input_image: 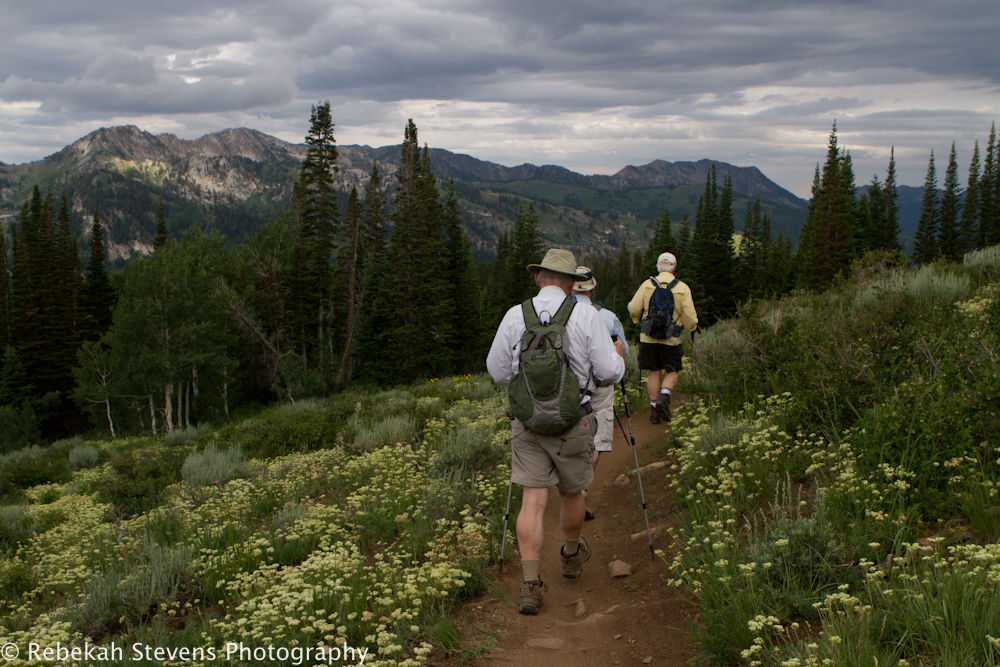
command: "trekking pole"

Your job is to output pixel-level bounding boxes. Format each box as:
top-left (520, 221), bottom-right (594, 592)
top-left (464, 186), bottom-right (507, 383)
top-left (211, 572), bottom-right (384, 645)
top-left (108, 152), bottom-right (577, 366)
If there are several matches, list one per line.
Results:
top-left (619, 380), bottom-right (655, 559)
top-left (499, 439), bottom-right (514, 574)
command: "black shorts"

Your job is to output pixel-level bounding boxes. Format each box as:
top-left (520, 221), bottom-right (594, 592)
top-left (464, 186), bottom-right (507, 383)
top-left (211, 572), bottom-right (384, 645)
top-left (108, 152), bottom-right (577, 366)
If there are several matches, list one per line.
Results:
top-left (638, 342), bottom-right (683, 373)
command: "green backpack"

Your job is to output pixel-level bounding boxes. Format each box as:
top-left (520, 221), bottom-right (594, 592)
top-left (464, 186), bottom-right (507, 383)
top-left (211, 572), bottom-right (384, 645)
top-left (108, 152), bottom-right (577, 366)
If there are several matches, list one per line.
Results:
top-left (508, 297), bottom-right (582, 434)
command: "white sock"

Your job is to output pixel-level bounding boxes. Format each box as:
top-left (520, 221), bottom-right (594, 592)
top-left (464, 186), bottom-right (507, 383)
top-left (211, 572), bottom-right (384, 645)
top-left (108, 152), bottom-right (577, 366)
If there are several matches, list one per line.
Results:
top-left (660, 388), bottom-right (671, 396)
top-left (650, 401), bottom-right (657, 409)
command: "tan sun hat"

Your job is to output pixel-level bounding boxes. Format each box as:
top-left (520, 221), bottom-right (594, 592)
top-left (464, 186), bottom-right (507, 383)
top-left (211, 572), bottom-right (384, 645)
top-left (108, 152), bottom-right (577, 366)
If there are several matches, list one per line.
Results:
top-left (573, 265), bottom-right (596, 292)
top-left (527, 248), bottom-right (587, 278)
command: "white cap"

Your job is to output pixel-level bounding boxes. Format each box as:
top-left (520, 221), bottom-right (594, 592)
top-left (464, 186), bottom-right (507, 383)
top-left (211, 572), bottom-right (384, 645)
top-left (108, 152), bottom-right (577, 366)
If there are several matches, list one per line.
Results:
top-left (656, 252), bottom-right (677, 271)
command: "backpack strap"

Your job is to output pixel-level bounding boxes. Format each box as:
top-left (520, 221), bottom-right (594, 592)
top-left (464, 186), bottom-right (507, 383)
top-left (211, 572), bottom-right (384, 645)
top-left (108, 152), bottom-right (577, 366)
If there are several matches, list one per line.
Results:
top-left (551, 296), bottom-right (577, 327)
top-left (522, 296), bottom-right (576, 328)
top-left (521, 299), bottom-right (539, 328)
top-left (667, 279), bottom-right (679, 289)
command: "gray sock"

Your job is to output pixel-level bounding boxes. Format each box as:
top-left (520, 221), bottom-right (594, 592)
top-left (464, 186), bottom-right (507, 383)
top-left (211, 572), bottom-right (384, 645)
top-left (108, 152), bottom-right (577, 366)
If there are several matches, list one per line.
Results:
top-left (522, 559), bottom-right (540, 582)
top-left (564, 537), bottom-right (579, 556)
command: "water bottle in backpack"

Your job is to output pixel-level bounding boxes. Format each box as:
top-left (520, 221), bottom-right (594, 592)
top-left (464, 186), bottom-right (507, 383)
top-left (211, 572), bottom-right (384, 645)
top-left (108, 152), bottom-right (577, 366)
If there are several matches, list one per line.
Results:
top-left (640, 277), bottom-right (682, 339)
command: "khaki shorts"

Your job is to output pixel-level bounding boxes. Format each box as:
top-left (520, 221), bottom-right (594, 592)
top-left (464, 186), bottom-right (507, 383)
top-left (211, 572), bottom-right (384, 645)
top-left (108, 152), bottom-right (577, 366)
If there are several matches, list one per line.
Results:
top-left (510, 415), bottom-right (597, 494)
top-left (591, 385), bottom-right (615, 452)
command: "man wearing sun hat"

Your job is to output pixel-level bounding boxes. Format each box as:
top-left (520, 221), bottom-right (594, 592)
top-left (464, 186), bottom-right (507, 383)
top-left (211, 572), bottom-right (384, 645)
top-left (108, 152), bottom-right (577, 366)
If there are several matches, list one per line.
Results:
top-left (487, 248), bottom-right (625, 615)
top-left (572, 266), bottom-right (628, 520)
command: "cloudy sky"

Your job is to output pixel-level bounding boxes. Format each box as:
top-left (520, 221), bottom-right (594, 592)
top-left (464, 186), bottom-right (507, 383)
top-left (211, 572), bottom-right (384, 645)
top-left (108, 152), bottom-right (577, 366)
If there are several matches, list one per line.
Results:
top-left (1, 0), bottom-right (998, 197)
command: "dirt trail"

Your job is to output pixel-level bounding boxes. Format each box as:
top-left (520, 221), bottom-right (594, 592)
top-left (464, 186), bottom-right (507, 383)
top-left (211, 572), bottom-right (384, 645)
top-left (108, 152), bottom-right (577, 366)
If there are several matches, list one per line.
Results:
top-left (456, 405), bottom-right (700, 667)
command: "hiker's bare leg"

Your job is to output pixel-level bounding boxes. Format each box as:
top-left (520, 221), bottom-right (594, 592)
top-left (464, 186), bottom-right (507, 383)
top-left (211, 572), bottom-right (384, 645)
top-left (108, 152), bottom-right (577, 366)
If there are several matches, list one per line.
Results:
top-left (662, 371), bottom-right (679, 391)
top-left (559, 489), bottom-right (586, 541)
top-left (592, 450), bottom-right (600, 474)
top-left (517, 486), bottom-right (549, 561)
top-left (646, 370), bottom-right (662, 403)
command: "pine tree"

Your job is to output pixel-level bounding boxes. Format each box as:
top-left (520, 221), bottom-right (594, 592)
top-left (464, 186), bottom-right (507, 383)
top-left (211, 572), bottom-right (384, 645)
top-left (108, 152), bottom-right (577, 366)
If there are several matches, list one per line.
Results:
top-left (294, 101), bottom-right (339, 370)
top-left (691, 167), bottom-right (738, 322)
top-left (799, 124), bottom-right (856, 288)
top-left (51, 194), bottom-right (84, 403)
top-left (711, 172), bottom-right (737, 315)
top-left (879, 148), bottom-right (902, 253)
top-left (676, 213), bottom-right (692, 274)
top-left (83, 207), bottom-right (115, 339)
top-left (0, 227), bottom-right (9, 353)
top-left (443, 177), bottom-right (482, 373)
top-left (335, 187), bottom-right (363, 386)
top-left (361, 162), bottom-right (386, 262)
top-left (154, 197), bottom-right (170, 249)
top-left (740, 197), bottom-right (766, 297)
top-left (644, 205), bottom-right (677, 274)
top-left (865, 177), bottom-right (885, 255)
top-left (509, 203), bottom-right (544, 304)
top-left (839, 151), bottom-right (867, 258)
top-left (913, 151), bottom-right (939, 264)
top-left (960, 141), bottom-right (981, 253)
top-left (938, 142), bottom-right (963, 261)
top-left (484, 230), bottom-right (512, 327)
top-left (361, 122), bottom-right (453, 383)
top-left (980, 124), bottom-right (997, 249)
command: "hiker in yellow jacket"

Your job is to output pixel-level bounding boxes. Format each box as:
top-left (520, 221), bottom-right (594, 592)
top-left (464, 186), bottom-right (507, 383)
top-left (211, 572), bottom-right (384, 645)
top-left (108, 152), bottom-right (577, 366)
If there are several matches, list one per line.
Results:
top-left (627, 252), bottom-right (698, 423)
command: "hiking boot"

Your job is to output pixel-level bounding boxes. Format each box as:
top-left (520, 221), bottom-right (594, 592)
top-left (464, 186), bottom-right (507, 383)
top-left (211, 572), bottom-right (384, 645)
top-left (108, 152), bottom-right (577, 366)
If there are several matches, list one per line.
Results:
top-left (584, 508), bottom-right (595, 521)
top-left (655, 394), bottom-right (672, 422)
top-left (649, 407), bottom-right (662, 424)
top-left (561, 536), bottom-right (592, 579)
top-left (519, 579), bottom-right (547, 615)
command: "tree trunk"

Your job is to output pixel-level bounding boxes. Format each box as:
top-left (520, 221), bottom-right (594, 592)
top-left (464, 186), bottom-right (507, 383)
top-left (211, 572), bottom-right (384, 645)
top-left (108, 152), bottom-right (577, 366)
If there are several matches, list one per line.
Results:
top-left (317, 299), bottom-right (324, 368)
top-left (222, 381), bottom-right (230, 420)
top-left (175, 382), bottom-right (183, 431)
top-left (149, 395), bottom-right (157, 436)
top-left (164, 384), bottom-right (174, 433)
top-left (185, 381), bottom-right (191, 429)
top-left (106, 398), bottom-right (116, 439)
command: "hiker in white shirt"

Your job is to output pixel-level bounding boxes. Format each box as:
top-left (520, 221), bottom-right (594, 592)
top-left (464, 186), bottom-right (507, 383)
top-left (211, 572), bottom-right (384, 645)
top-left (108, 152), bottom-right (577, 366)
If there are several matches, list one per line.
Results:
top-left (572, 266), bottom-right (629, 520)
top-left (487, 248), bottom-right (625, 615)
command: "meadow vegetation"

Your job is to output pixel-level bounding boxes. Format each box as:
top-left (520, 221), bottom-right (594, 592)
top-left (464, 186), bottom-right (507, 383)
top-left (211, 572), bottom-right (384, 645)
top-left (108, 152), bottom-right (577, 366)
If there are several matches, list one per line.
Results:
top-left (664, 246), bottom-right (1000, 665)
top-left (0, 374), bottom-right (516, 666)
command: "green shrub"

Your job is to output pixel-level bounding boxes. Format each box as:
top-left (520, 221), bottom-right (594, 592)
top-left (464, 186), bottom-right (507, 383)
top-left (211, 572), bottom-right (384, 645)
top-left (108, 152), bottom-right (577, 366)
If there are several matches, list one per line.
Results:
top-left (216, 397), bottom-right (355, 459)
top-left (854, 376), bottom-right (976, 511)
top-left (350, 413), bottom-right (419, 452)
top-left (963, 243), bottom-right (1000, 274)
top-left (75, 537), bottom-right (193, 635)
top-left (164, 422), bottom-right (210, 447)
top-left (451, 375), bottom-right (501, 402)
top-left (92, 447), bottom-right (187, 516)
top-left (0, 445), bottom-right (71, 498)
top-left (0, 403), bottom-right (41, 455)
top-left (69, 444), bottom-right (100, 470)
top-left (181, 443), bottom-right (249, 488)
top-left (430, 421), bottom-right (507, 481)
top-left (0, 504), bottom-right (32, 553)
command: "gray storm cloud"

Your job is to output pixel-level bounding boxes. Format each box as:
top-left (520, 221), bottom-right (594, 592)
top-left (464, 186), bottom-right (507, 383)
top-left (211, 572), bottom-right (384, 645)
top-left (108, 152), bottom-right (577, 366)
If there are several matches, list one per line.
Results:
top-left (0, 0), bottom-right (997, 194)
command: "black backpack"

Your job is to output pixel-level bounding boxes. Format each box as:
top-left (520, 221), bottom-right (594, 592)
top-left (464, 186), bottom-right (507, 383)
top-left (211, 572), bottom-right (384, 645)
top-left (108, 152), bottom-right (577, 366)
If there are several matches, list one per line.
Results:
top-left (640, 277), bottom-right (682, 339)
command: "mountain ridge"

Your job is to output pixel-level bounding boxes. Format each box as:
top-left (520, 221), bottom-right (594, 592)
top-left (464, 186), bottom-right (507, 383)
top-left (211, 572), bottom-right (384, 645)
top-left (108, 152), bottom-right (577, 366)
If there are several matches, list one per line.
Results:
top-left (0, 125), bottom-right (809, 264)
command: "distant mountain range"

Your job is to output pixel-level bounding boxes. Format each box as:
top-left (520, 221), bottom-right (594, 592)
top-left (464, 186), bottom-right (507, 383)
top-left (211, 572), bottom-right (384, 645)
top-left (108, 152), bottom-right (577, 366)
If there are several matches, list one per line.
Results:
top-left (0, 125), bottom-right (814, 265)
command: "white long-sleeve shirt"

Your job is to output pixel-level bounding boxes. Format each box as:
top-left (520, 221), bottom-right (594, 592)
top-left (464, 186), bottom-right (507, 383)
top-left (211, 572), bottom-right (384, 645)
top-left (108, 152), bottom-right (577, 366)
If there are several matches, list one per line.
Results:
top-left (573, 293), bottom-right (630, 356)
top-left (486, 285), bottom-right (625, 402)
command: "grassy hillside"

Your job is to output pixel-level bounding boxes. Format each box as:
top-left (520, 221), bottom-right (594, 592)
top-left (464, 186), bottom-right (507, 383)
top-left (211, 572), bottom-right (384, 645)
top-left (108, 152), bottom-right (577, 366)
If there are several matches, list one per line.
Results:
top-left (661, 245), bottom-right (1000, 665)
top-left (0, 376), bottom-right (523, 666)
